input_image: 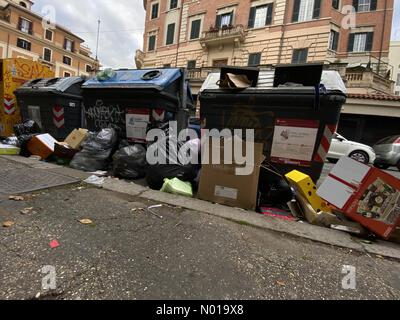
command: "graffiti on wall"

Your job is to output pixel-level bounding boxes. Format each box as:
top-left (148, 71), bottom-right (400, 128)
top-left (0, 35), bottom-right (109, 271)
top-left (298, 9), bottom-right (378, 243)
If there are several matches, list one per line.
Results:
top-left (86, 99), bottom-right (126, 131)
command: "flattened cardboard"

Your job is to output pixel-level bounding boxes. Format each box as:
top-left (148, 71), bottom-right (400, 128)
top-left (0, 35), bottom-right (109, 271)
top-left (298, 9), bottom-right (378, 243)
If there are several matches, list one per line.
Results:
top-left (198, 137), bottom-right (265, 211)
top-left (317, 157), bottom-right (400, 240)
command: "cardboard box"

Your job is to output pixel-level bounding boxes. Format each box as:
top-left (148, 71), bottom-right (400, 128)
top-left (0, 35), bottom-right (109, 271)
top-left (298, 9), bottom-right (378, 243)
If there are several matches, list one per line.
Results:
top-left (198, 137), bottom-right (265, 211)
top-left (27, 134), bottom-right (58, 159)
top-left (317, 157), bottom-right (400, 240)
top-left (54, 142), bottom-right (79, 160)
top-left (286, 170), bottom-right (331, 213)
top-left (64, 129), bottom-right (88, 150)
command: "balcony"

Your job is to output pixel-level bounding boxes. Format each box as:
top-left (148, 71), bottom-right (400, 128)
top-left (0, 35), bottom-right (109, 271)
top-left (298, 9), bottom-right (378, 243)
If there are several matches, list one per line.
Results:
top-left (135, 49), bottom-right (145, 69)
top-left (200, 25), bottom-right (245, 48)
top-left (345, 70), bottom-right (394, 95)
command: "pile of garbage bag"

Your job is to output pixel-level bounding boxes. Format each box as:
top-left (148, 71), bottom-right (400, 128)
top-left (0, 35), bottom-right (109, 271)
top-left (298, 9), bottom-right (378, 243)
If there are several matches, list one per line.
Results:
top-left (112, 143), bottom-right (148, 180)
top-left (70, 128), bottom-right (118, 172)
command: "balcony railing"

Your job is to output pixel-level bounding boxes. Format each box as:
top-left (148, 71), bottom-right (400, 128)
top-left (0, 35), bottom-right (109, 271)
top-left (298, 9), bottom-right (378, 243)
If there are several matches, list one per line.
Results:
top-left (200, 25), bottom-right (245, 47)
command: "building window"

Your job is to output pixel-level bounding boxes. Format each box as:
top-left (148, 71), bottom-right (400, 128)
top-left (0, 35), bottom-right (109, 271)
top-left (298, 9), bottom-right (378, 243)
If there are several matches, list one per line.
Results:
top-left (86, 65), bottom-right (92, 73)
top-left (187, 60), bottom-right (196, 69)
top-left (170, 0), bottom-right (178, 10)
top-left (354, 0), bottom-right (377, 12)
top-left (151, 3), bottom-right (159, 19)
top-left (292, 48), bottom-right (308, 64)
top-left (397, 74), bottom-right (400, 86)
top-left (395, 91), bottom-right (400, 96)
top-left (292, 0), bottom-right (321, 22)
top-left (45, 29), bottom-right (53, 41)
top-left (332, 0), bottom-right (340, 10)
top-left (248, 53), bottom-right (261, 66)
top-left (329, 30), bottom-right (339, 51)
top-left (148, 35), bottom-right (156, 51)
top-left (63, 56), bottom-right (72, 65)
top-left (166, 23), bottom-right (175, 45)
top-left (18, 17), bottom-right (32, 34)
top-left (43, 48), bottom-right (52, 62)
top-left (190, 19), bottom-right (201, 40)
top-left (19, 2), bottom-right (27, 8)
top-left (16, 38), bottom-right (31, 51)
top-left (248, 4), bottom-right (273, 28)
top-left (216, 12), bottom-right (233, 28)
top-left (348, 32), bottom-right (374, 52)
top-left (64, 38), bottom-right (74, 52)
top-left (64, 72), bottom-right (71, 77)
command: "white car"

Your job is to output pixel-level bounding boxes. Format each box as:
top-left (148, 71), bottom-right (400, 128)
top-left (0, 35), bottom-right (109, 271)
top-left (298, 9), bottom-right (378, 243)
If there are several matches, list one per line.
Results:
top-left (327, 133), bottom-right (376, 164)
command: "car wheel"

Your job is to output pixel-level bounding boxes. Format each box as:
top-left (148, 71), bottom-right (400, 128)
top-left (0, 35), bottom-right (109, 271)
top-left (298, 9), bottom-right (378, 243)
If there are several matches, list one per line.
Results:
top-left (349, 151), bottom-right (369, 164)
top-left (374, 163), bottom-right (390, 170)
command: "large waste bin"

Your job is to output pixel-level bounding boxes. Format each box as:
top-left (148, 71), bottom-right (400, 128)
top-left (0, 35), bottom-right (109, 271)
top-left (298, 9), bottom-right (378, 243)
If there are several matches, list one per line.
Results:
top-left (81, 68), bottom-right (194, 141)
top-left (0, 58), bottom-right (54, 137)
top-left (199, 67), bottom-right (347, 182)
top-left (15, 76), bottom-right (86, 140)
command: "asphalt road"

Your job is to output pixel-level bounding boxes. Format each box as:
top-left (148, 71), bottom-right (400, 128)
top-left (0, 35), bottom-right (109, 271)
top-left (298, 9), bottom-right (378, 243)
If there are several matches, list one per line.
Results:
top-left (1, 184), bottom-right (400, 300)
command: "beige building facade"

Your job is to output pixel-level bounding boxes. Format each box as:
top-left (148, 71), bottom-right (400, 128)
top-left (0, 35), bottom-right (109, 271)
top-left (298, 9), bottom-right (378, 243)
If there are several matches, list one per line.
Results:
top-left (389, 41), bottom-right (400, 95)
top-left (136, 0), bottom-right (395, 95)
top-left (0, 0), bottom-right (98, 77)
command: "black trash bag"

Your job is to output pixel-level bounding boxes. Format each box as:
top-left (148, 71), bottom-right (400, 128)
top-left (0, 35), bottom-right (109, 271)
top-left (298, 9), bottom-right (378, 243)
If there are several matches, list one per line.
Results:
top-left (257, 163), bottom-right (294, 209)
top-left (112, 144), bottom-right (148, 180)
top-left (70, 128), bottom-right (118, 172)
top-left (17, 134), bottom-right (38, 157)
top-left (146, 136), bottom-right (200, 190)
top-left (13, 120), bottom-right (41, 137)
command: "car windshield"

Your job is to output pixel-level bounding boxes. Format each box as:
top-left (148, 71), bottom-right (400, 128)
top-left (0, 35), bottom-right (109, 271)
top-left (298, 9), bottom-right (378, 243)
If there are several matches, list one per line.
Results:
top-left (376, 135), bottom-right (400, 145)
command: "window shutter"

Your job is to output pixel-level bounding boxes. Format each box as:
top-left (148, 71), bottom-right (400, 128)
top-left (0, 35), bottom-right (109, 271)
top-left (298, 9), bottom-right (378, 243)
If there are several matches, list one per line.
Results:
top-left (348, 33), bottom-right (355, 52)
top-left (64, 38), bottom-right (67, 50)
top-left (28, 21), bottom-right (33, 35)
top-left (229, 11), bottom-right (234, 25)
top-left (248, 7), bottom-right (256, 28)
top-left (71, 41), bottom-right (75, 53)
top-left (18, 17), bottom-right (22, 30)
top-left (370, 0), bottom-right (377, 11)
top-left (265, 3), bottom-right (273, 25)
top-left (215, 14), bottom-right (222, 28)
top-left (353, 0), bottom-right (359, 12)
top-left (365, 32), bottom-right (374, 51)
top-left (292, 0), bottom-right (301, 22)
top-left (27, 42), bottom-right (31, 51)
top-left (313, 0), bottom-right (321, 19)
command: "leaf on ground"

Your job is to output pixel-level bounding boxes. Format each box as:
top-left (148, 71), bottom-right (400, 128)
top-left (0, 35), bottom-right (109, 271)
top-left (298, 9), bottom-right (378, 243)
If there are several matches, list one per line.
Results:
top-left (3, 221), bottom-right (15, 228)
top-left (9, 195), bottom-right (24, 201)
top-left (276, 281), bottom-right (286, 287)
top-left (78, 219), bottom-right (93, 225)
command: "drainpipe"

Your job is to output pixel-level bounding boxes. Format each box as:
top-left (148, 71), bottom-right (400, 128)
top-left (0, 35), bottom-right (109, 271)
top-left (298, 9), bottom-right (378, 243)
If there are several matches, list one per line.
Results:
top-left (175, 1), bottom-right (184, 67)
top-left (6, 33), bottom-right (10, 58)
top-left (377, 0), bottom-right (388, 75)
top-left (277, 1), bottom-right (289, 64)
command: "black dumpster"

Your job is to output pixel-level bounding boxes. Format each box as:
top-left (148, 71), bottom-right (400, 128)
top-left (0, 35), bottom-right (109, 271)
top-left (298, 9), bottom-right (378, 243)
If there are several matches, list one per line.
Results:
top-left (199, 67), bottom-right (347, 182)
top-left (81, 68), bottom-right (194, 141)
top-left (15, 77), bottom-right (86, 140)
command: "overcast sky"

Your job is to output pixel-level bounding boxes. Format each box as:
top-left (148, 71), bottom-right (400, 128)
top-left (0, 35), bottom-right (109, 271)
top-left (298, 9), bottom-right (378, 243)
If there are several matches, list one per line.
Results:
top-left (32, 0), bottom-right (399, 69)
top-left (32, 0), bottom-right (146, 69)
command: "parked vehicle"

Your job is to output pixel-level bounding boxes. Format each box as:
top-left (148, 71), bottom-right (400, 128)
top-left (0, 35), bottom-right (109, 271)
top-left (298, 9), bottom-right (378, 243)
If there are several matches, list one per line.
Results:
top-left (373, 135), bottom-right (400, 171)
top-left (327, 133), bottom-right (376, 164)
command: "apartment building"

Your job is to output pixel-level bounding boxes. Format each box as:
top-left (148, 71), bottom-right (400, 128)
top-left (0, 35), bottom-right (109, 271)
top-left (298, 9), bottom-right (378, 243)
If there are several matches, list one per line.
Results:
top-left (389, 41), bottom-right (400, 95)
top-left (136, 0), bottom-right (394, 95)
top-left (0, 0), bottom-right (98, 77)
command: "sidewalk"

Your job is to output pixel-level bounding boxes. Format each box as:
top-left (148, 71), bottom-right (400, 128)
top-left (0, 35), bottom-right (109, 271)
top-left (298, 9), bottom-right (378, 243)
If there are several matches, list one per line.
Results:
top-left (1, 154), bottom-right (400, 261)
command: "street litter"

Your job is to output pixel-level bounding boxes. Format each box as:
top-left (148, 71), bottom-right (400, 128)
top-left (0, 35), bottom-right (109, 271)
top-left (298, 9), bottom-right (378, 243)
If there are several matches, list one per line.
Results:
top-left (147, 204), bottom-right (164, 219)
top-left (27, 133), bottom-right (58, 160)
top-left (0, 143), bottom-right (20, 155)
top-left (20, 207), bottom-right (35, 215)
top-left (84, 175), bottom-right (106, 186)
top-left (259, 207), bottom-right (296, 221)
top-left (3, 221), bottom-right (15, 228)
top-left (161, 178), bottom-right (193, 198)
top-left (317, 157), bottom-right (400, 240)
top-left (9, 195), bottom-right (24, 201)
top-left (49, 240), bottom-right (60, 249)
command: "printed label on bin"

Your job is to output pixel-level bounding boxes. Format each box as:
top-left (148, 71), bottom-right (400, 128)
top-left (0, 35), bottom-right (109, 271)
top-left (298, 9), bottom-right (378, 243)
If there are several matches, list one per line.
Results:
top-left (126, 109), bottom-right (150, 142)
top-left (215, 186), bottom-right (238, 200)
top-left (270, 119), bottom-right (319, 167)
top-left (27, 106), bottom-right (42, 128)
